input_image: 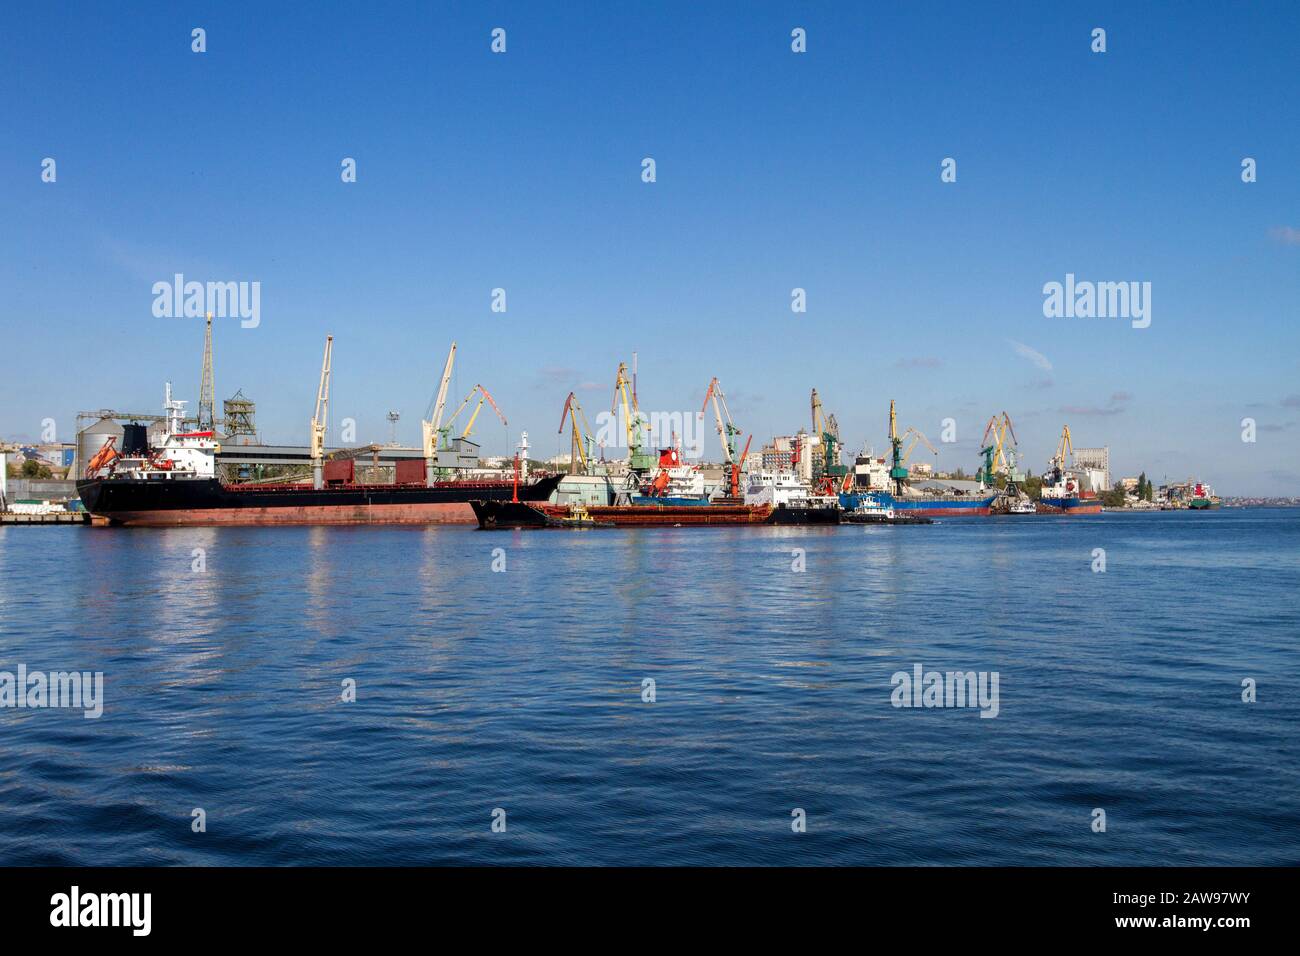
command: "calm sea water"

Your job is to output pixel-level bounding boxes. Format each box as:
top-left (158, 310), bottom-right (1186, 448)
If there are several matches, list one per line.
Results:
top-left (1, 509), bottom-right (1297, 866)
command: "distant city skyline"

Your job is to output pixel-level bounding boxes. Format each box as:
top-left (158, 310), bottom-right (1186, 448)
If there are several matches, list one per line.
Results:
top-left (1, 2), bottom-right (1297, 494)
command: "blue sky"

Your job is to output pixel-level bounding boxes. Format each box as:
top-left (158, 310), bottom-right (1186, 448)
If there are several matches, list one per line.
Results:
top-left (2, 1), bottom-right (1297, 493)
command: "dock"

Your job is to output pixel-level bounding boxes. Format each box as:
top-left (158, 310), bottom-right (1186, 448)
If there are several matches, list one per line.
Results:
top-left (0, 511), bottom-right (91, 525)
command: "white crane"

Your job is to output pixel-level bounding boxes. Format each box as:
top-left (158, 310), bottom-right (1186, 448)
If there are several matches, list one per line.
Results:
top-left (310, 334), bottom-right (334, 489)
top-left (422, 342), bottom-right (457, 486)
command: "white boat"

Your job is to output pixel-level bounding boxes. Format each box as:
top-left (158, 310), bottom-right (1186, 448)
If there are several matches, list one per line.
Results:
top-left (850, 495), bottom-right (895, 519)
top-left (744, 471), bottom-right (838, 510)
top-left (1008, 497), bottom-right (1036, 514)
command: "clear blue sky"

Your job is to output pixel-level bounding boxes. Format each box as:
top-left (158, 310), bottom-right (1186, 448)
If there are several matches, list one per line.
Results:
top-left (2, 2), bottom-right (1297, 493)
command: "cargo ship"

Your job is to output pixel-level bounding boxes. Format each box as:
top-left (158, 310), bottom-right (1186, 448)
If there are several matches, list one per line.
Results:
top-left (1037, 425), bottom-right (1101, 514)
top-left (628, 447), bottom-right (711, 506)
top-left (838, 488), bottom-right (996, 517)
top-left (1039, 467), bottom-right (1102, 514)
top-left (76, 403), bottom-right (561, 526)
top-left (1187, 482), bottom-right (1220, 510)
top-left (474, 470), bottom-right (841, 528)
top-left (840, 400), bottom-right (996, 516)
top-left (472, 499), bottom-right (836, 527)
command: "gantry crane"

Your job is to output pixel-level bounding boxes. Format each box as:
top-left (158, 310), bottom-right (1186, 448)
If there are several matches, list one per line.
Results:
top-left (559, 391), bottom-right (596, 474)
top-left (422, 342), bottom-right (457, 486)
top-left (977, 412), bottom-right (1023, 490)
top-left (310, 334), bottom-right (334, 489)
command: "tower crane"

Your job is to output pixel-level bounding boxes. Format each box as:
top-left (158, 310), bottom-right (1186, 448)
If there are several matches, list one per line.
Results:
top-left (422, 342), bottom-right (456, 486)
top-left (310, 334), bottom-right (334, 489)
top-left (559, 392), bottom-right (596, 475)
top-left (198, 312), bottom-right (215, 432)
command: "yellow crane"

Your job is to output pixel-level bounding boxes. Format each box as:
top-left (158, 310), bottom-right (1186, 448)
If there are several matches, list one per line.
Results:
top-left (1051, 424), bottom-right (1075, 473)
top-left (422, 342), bottom-right (457, 485)
top-left (979, 411), bottom-right (1022, 486)
top-left (901, 426), bottom-right (938, 467)
top-left (612, 361), bottom-right (652, 472)
top-left (559, 391), bottom-right (596, 474)
top-left (444, 384), bottom-right (507, 441)
top-left (310, 334), bottom-right (334, 489)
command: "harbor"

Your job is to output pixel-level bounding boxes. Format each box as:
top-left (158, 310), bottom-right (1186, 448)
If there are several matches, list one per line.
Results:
top-left (1, 325), bottom-right (1232, 528)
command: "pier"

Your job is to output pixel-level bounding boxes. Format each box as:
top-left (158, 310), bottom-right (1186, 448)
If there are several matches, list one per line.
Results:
top-left (0, 511), bottom-right (90, 525)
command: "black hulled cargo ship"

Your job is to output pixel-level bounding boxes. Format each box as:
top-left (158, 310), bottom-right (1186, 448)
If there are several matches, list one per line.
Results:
top-left (77, 398), bottom-right (562, 527)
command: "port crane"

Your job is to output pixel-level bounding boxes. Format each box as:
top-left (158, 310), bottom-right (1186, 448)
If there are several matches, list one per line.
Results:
top-left (443, 384), bottom-right (507, 443)
top-left (1047, 424), bottom-right (1075, 482)
top-left (559, 391), bottom-right (596, 475)
top-left (422, 342), bottom-right (457, 486)
top-left (703, 377), bottom-right (746, 494)
top-left (901, 426), bottom-right (938, 468)
top-left (977, 412), bottom-right (1023, 490)
top-left (310, 334), bottom-right (334, 489)
top-left (888, 400), bottom-right (909, 495)
top-left (612, 361), bottom-right (653, 474)
top-left (810, 388), bottom-right (848, 488)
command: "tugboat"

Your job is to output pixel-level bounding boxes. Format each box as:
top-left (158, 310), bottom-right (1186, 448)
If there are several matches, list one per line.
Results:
top-left (841, 492), bottom-right (934, 525)
top-left (1007, 496), bottom-right (1038, 515)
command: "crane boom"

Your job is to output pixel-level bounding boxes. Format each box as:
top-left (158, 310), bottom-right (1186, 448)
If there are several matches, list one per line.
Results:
top-left (702, 376), bottom-right (740, 464)
top-left (311, 334), bottom-right (334, 489)
top-left (612, 361), bottom-right (650, 471)
top-left (1052, 424), bottom-right (1075, 470)
top-left (560, 392), bottom-right (596, 474)
top-left (901, 426), bottom-right (938, 465)
top-left (422, 341), bottom-right (457, 486)
top-left (456, 384), bottom-right (507, 439)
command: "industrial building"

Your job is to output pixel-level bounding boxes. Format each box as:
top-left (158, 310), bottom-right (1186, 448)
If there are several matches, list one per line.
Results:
top-left (1072, 446), bottom-right (1111, 491)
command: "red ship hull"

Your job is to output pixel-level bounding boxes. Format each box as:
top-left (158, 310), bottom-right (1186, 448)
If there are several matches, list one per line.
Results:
top-left (76, 475), bottom-right (563, 527)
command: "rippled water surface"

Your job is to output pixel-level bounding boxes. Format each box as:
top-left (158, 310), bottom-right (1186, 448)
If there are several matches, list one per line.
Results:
top-left (1, 509), bottom-right (1297, 865)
